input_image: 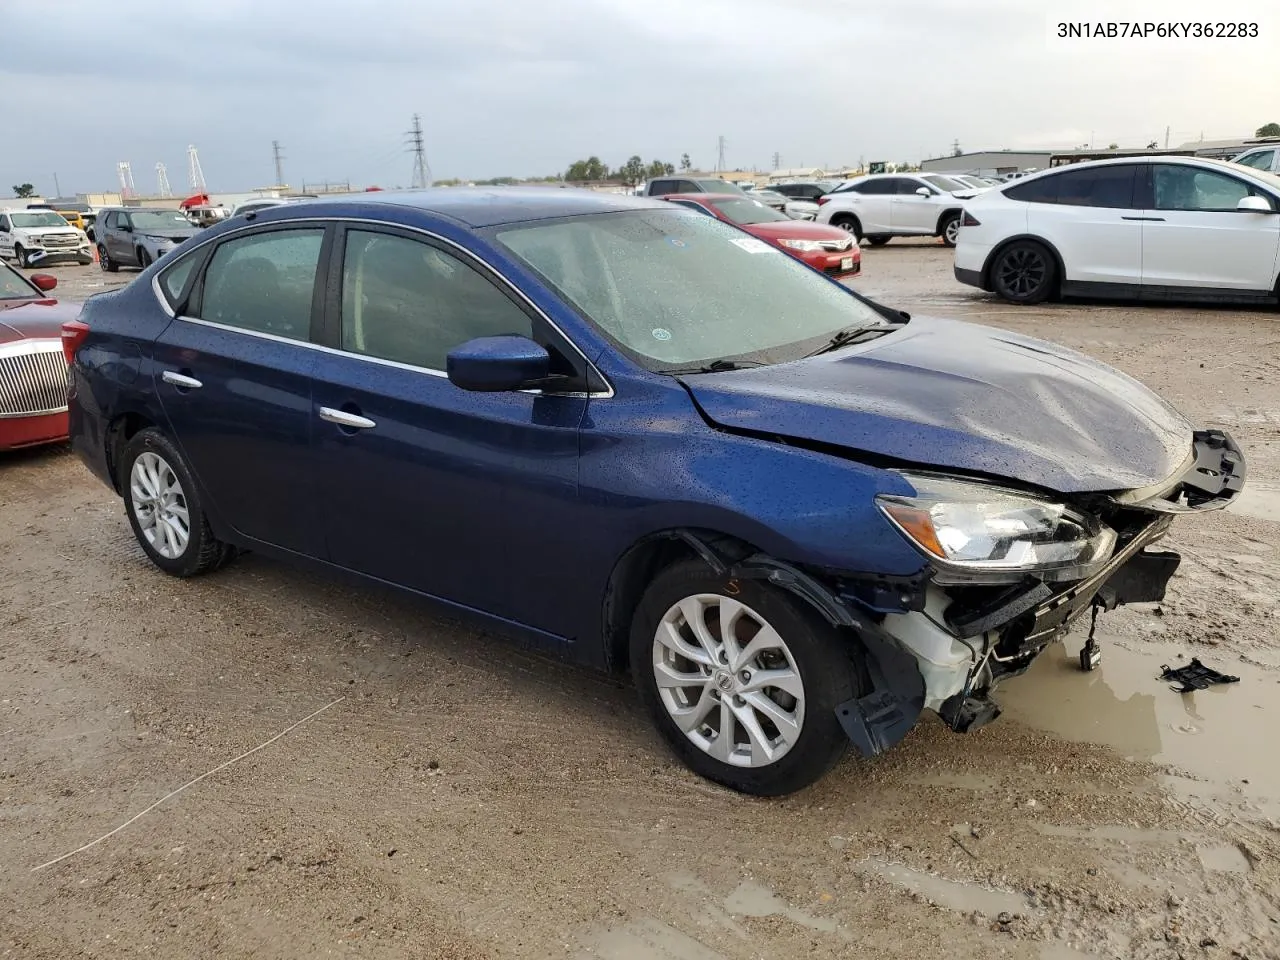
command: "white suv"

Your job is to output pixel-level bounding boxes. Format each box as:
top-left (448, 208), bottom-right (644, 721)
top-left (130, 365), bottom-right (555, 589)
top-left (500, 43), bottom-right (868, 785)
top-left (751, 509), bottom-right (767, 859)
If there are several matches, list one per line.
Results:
top-left (1233, 144), bottom-right (1280, 174)
top-left (814, 173), bottom-right (980, 247)
top-left (0, 208), bottom-right (93, 267)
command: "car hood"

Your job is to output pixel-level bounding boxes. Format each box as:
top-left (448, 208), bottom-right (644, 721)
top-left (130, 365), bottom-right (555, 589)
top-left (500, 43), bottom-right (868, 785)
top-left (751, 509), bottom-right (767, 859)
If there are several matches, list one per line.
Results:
top-left (14, 226), bottom-right (80, 237)
top-left (745, 220), bottom-right (854, 243)
top-left (140, 228), bottom-right (200, 240)
top-left (0, 298), bottom-right (83, 340)
top-left (677, 317), bottom-right (1193, 494)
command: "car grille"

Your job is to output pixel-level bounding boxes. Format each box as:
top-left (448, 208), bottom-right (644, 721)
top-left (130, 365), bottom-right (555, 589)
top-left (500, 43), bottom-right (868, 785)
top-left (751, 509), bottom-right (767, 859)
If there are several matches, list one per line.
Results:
top-left (41, 233), bottom-right (81, 249)
top-left (0, 341), bottom-right (69, 417)
top-left (818, 236), bottom-right (854, 252)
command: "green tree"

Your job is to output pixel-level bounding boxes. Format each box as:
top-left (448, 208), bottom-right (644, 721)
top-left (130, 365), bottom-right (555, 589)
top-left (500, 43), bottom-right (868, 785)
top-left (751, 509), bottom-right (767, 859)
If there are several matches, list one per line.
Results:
top-left (1257, 122), bottom-right (1280, 137)
top-left (1107, 142), bottom-right (1119, 150)
top-left (12, 183), bottom-right (35, 198)
top-left (680, 153), bottom-right (692, 171)
top-left (645, 159), bottom-right (674, 178)
top-left (564, 156), bottom-right (609, 181)
top-left (617, 155), bottom-right (647, 186)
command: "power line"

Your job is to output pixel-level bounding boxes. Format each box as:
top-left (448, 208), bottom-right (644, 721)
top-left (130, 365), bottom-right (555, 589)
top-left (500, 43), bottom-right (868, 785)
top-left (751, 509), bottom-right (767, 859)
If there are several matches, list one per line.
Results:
top-left (272, 140), bottom-right (286, 188)
top-left (406, 114), bottom-right (432, 188)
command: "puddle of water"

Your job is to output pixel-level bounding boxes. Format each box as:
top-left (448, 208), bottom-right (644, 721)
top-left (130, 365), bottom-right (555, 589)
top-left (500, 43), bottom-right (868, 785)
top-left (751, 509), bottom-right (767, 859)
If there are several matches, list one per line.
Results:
top-left (1196, 843), bottom-right (1251, 874)
top-left (856, 859), bottom-right (1027, 917)
top-left (723, 881), bottom-right (841, 935)
top-left (1229, 482), bottom-right (1280, 523)
top-left (1000, 640), bottom-right (1280, 803)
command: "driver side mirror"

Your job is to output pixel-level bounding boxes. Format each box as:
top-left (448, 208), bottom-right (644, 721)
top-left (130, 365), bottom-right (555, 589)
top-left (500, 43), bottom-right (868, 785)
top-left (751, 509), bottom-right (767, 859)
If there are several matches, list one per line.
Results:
top-left (119, 222), bottom-right (132, 233)
top-left (1237, 195), bottom-right (1275, 213)
top-left (915, 186), bottom-right (932, 198)
top-left (31, 274), bottom-right (58, 292)
top-left (447, 335), bottom-right (551, 392)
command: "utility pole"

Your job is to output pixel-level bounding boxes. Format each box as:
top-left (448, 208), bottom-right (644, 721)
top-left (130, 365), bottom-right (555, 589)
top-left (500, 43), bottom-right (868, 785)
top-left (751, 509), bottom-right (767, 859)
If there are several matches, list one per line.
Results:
top-left (272, 140), bottom-right (286, 188)
top-left (407, 114), bottom-right (431, 189)
top-left (53, 172), bottom-right (62, 197)
top-left (772, 151), bottom-right (781, 170)
top-left (716, 135), bottom-right (727, 173)
top-left (952, 138), bottom-right (961, 156)
top-left (1165, 125), bottom-right (1170, 148)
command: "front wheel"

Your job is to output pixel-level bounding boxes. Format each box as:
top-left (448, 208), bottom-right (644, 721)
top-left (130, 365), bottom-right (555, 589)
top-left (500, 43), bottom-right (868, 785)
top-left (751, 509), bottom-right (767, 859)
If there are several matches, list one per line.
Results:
top-left (121, 428), bottom-right (232, 577)
top-left (630, 559), bottom-right (861, 796)
top-left (98, 245), bottom-right (118, 273)
top-left (15, 245), bottom-right (31, 268)
top-left (940, 214), bottom-right (962, 247)
top-left (137, 247), bottom-right (152, 269)
top-left (991, 240), bottom-right (1056, 304)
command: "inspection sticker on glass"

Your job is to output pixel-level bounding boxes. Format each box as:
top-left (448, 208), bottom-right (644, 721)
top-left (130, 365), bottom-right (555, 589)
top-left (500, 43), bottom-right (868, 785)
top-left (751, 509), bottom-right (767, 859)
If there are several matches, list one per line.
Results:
top-left (729, 237), bottom-right (772, 254)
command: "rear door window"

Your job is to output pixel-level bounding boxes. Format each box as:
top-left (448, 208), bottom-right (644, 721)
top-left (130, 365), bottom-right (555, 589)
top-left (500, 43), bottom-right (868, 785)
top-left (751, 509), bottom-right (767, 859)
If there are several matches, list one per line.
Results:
top-left (1051, 165), bottom-right (1138, 208)
top-left (193, 228), bottom-right (325, 340)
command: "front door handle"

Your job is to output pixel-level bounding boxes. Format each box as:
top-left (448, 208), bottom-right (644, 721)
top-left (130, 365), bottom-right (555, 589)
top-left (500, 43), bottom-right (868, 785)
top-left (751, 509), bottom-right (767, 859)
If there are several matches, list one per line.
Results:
top-left (1121, 215), bottom-right (1166, 222)
top-left (161, 370), bottom-right (203, 389)
top-left (319, 406), bottom-right (376, 430)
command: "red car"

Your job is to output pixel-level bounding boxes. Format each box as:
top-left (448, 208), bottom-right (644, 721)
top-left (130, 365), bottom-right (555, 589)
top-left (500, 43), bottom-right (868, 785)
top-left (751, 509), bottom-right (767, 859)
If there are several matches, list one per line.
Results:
top-left (663, 193), bottom-right (861, 280)
top-left (0, 262), bottom-right (80, 451)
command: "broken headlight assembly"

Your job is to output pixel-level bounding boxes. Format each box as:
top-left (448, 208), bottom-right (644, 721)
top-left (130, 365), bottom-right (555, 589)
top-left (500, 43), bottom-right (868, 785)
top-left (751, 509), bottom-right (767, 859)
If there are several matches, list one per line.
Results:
top-left (876, 474), bottom-right (1116, 585)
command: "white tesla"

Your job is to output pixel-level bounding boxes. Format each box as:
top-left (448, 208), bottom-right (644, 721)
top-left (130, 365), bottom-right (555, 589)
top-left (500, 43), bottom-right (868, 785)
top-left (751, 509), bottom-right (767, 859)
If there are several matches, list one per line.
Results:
top-left (954, 156), bottom-right (1280, 305)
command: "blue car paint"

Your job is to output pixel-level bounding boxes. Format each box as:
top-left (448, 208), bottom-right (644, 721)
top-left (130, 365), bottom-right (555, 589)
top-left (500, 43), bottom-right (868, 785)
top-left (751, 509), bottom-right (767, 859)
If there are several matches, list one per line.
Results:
top-left (66, 189), bottom-right (1186, 674)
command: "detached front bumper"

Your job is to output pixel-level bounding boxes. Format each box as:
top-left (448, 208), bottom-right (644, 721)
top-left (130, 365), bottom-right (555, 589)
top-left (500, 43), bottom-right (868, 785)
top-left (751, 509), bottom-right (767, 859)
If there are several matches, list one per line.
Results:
top-left (26, 244), bottom-right (93, 265)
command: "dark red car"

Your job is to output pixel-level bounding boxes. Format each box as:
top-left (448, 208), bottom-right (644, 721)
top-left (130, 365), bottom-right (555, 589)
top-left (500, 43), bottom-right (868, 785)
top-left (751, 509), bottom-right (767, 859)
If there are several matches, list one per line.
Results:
top-left (0, 262), bottom-right (80, 451)
top-left (663, 193), bottom-right (861, 280)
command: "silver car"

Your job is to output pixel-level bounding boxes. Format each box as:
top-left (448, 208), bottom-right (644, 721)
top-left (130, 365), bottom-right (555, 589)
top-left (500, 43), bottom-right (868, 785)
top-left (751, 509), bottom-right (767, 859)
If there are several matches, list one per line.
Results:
top-left (96, 208), bottom-right (201, 272)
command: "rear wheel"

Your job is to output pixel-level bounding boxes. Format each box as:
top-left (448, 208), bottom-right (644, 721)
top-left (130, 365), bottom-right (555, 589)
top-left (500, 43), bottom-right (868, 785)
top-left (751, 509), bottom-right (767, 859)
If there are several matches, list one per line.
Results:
top-left (940, 214), bottom-right (962, 247)
top-left (866, 236), bottom-right (891, 246)
top-left (98, 244), bottom-right (118, 273)
top-left (829, 214), bottom-right (862, 241)
top-left (991, 240), bottom-right (1056, 304)
top-left (121, 428), bottom-right (232, 577)
top-left (630, 559), bottom-right (860, 796)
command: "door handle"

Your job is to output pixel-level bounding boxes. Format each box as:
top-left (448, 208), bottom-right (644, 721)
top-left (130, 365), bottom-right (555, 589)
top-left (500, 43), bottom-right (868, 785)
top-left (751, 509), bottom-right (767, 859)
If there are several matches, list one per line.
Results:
top-left (1121, 216), bottom-right (1165, 222)
top-left (161, 370), bottom-right (203, 389)
top-left (319, 406), bottom-right (376, 430)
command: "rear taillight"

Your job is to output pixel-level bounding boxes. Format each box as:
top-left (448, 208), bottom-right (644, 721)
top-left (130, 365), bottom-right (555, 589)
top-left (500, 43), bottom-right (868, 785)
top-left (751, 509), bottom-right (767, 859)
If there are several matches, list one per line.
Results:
top-left (61, 319), bottom-right (90, 366)
top-left (961, 211), bottom-right (981, 227)
top-left (816, 197), bottom-right (830, 206)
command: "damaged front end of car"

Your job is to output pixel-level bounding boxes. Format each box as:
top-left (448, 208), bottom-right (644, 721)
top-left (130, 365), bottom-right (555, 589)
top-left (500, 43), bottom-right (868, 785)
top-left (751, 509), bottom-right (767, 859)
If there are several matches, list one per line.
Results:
top-left (827, 429), bottom-right (1246, 756)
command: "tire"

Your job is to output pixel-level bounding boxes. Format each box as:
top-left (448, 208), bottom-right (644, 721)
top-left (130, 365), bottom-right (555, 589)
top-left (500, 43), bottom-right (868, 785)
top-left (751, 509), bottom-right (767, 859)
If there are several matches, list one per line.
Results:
top-left (866, 236), bottom-right (891, 247)
top-left (120, 428), bottom-right (231, 577)
top-left (86, 227), bottom-right (95, 243)
top-left (137, 247), bottom-right (152, 269)
top-left (829, 214), bottom-right (862, 241)
top-left (990, 240), bottom-right (1056, 304)
top-left (939, 214), bottom-right (962, 248)
top-left (630, 558), bottom-right (861, 796)
top-left (15, 245), bottom-right (31, 268)
top-left (98, 244), bottom-right (118, 273)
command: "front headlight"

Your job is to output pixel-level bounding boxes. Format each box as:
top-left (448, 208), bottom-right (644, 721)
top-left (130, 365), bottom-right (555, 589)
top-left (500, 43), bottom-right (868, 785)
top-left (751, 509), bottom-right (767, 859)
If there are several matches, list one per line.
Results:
top-left (144, 235), bottom-right (174, 244)
top-left (777, 238), bottom-right (825, 252)
top-left (877, 474), bottom-right (1115, 583)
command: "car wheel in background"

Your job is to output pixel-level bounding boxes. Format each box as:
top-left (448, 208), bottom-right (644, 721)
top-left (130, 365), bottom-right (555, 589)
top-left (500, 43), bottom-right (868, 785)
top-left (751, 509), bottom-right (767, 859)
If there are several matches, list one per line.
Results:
top-left (630, 558), bottom-right (861, 796)
top-left (15, 245), bottom-right (31, 268)
top-left (991, 240), bottom-right (1056, 304)
top-left (829, 215), bottom-right (862, 241)
top-left (137, 247), bottom-right (152, 269)
top-left (940, 214), bottom-right (962, 248)
top-left (98, 244), bottom-right (118, 273)
top-left (866, 236), bottom-right (891, 246)
top-left (121, 428), bottom-right (232, 577)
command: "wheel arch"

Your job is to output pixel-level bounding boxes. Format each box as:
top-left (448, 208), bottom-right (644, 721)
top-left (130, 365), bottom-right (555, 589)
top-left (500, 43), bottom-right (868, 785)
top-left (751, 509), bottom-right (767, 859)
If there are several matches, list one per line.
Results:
top-left (980, 233), bottom-right (1066, 294)
top-left (105, 412), bottom-right (159, 493)
top-left (826, 210), bottom-right (862, 234)
top-left (934, 207), bottom-right (963, 235)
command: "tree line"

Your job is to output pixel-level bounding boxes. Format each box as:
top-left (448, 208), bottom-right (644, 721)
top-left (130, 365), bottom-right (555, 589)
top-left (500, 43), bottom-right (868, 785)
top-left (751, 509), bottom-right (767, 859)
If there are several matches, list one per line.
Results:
top-left (563, 153), bottom-right (694, 185)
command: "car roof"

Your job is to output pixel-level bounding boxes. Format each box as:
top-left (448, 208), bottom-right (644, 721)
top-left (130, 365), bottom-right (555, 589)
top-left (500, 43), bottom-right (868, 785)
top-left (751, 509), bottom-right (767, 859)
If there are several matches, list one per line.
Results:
top-left (257, 187), bottom-right (670, 228)
top-left (667, 193), bottom-right (753, 202)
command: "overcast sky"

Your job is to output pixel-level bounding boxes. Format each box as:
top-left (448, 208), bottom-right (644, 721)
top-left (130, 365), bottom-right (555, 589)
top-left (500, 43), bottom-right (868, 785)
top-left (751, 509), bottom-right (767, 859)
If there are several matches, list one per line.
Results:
top-left (4, 0), bottom-right (1276, 195)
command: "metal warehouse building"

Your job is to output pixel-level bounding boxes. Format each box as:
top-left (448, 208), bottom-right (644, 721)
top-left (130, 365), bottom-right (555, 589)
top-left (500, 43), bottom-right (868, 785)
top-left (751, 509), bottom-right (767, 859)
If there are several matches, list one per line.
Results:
top-left (919, 151), bottom-right (1054, 177)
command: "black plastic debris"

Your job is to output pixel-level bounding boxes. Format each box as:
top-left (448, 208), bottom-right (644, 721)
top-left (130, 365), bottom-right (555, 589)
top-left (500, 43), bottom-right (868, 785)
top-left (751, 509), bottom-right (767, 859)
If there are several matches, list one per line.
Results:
top-left (1159, 658), bottom-right (1240, 693)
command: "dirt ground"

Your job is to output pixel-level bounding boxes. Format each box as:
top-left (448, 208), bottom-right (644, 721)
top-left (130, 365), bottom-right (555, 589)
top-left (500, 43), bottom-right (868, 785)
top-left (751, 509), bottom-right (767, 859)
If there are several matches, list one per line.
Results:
top-left (2, 246), bottom-right (1278, 960)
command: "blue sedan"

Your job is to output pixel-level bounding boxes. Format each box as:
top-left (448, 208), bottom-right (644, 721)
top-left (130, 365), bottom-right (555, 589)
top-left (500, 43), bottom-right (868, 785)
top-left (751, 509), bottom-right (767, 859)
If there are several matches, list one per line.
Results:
top-left (63, 189), bottom-right (1245, 795)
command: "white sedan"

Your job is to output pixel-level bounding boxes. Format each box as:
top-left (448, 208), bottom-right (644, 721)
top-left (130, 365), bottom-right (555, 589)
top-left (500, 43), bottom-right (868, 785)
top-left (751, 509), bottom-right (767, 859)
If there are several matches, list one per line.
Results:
top-left (954, 156), bottom-right (1280, 304)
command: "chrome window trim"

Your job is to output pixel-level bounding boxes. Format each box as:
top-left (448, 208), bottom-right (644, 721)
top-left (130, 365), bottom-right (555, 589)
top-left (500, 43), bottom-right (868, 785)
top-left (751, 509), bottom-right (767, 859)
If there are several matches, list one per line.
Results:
top-left (148, 215), bottom-right (614, 399)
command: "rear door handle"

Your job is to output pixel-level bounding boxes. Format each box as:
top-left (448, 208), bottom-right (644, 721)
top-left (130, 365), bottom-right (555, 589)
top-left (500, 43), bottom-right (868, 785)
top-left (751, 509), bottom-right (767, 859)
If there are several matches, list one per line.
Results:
top-left (1121, 216), bottom-right (1165, 221)
top-left (319, 406), bottom-right (376, 430)
top-left (161, 371), bottom-right (203, 389)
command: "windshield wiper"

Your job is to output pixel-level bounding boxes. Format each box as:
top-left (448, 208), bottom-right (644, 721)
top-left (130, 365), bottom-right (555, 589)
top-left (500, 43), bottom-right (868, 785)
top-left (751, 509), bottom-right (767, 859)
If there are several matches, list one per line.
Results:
top-left (661, 358), bottom-right (769, 374)
top-left (804, 322), bottom-right (905, 358)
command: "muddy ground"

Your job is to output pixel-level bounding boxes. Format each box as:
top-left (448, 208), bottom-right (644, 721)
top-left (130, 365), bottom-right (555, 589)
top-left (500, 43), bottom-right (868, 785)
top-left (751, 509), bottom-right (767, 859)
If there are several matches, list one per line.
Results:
top-left (2, 246), bottom-right (1278, 960)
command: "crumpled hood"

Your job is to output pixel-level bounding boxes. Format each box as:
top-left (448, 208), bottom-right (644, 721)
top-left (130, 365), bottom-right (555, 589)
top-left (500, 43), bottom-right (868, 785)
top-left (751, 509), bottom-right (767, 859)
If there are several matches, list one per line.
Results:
top-left (679, 317), bottom-right (1194, 493)
top-left (141, 228), bottom-right (200, 240)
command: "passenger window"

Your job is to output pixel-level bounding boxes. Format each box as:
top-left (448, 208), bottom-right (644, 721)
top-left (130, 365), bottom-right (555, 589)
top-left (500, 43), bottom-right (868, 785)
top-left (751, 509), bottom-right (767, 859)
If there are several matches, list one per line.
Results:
top-left (1050, 165), bottom-right (1136, 208)
top-left (1152, 165), bottom-right (1266, 212)
top-left (340, 230), bottom-right (532, 371)
top-left (1004, 176), bottom-right (1060, 204)
top-left (857, 179), bottom-right (894, 195)
top-left (647, 180), bottom-right (677, 196)
top-left (1235, 150), bottom-right (1275, 171)
top-left (158, 253), bottom-right (200, 309)
top-left (196, 229), bottom-right (323, 339)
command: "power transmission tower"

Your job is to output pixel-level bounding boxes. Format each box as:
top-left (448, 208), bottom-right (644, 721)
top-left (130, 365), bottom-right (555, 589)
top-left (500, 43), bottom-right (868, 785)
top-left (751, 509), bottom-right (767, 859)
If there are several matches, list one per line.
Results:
top-left (187, 145), bottom-right (207, 193)
top-left (407, 114), bottom-right (432, 188)
top-left (117, 162), bottom-right (136, 199)
top-left (156, 163), bottom-right (172, 198)
top-left (952, 138), bottom-right (962, 156)
top-left (272, 140), bottom-right (286, 188)
top-left (772, 151), bottom-right (781, 170)
top-left (716, 135), bottom-right (727, 173)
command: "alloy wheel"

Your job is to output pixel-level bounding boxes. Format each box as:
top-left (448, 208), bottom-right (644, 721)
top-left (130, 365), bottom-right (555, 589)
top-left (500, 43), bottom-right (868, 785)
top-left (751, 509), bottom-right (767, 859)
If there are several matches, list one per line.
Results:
top-left (997, 247), bottom-right (1047, 298)
top-left (129, 452), bottom-right (191, 559)
top-left (652, 594), bottom-right (805, 768)
top-left (944, 218), bottom-right (961, 245)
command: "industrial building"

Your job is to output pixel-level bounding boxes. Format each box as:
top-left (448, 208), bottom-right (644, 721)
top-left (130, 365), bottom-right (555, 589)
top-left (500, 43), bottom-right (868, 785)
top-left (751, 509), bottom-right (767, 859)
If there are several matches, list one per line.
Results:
top-left (919, 151), bottom-right (1054, 177)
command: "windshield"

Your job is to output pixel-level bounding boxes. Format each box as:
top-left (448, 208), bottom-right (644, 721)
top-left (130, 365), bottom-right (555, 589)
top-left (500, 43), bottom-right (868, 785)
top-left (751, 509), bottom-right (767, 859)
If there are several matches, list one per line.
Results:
top-left (11, 212), bottom-right (74, 228)
top-left (922, 175), bottom-right (969, 192)
top-left (494, 210), bottom-right (889, 370)
top-left (131, 210), bottom-right (195, 230)
top-left (710, 198), bottom-right (790, 225)
top-left (0, 262), bottom-right (36, 299)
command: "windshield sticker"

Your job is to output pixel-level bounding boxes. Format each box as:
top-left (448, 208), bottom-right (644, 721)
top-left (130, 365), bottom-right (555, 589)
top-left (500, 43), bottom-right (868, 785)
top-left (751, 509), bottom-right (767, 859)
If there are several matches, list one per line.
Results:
top-left (730, 237), bottom-right (772, 254)
top-left (651, 328), bottom-right (672, 342)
